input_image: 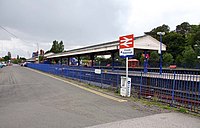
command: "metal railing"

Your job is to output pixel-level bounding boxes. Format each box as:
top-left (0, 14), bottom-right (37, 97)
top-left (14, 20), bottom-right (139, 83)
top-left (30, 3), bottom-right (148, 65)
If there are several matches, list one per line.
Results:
top-left (27, 63), bottom-right (200, 113)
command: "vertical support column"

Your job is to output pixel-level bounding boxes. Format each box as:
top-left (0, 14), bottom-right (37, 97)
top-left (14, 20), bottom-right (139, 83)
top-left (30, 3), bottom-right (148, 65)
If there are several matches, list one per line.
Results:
top-left (60, 57), bottom-right (63, 65)
top-left (68, 57), bottom-right (70, 66)
top-left (144, 50), bottom-right (148, 73)
top-left (78, 55), bottom-right (80, 66)
top-left (111, 51), bottom-right (115, 71)
top-left (90, 54), bottom-right (94, 68)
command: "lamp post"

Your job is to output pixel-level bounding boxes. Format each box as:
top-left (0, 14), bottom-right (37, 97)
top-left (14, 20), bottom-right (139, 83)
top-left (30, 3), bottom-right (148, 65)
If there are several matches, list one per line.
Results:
top-left (157, 32), bottom-right (165, 75)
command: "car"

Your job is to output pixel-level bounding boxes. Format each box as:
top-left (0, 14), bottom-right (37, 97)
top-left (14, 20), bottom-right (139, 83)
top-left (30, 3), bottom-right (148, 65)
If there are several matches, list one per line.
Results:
top-left (1, 62), bottom-right (7, 67)
top-left (0, 63), bottom-right (4, 68)
top-left (21, 62), bottom-right (29, 67)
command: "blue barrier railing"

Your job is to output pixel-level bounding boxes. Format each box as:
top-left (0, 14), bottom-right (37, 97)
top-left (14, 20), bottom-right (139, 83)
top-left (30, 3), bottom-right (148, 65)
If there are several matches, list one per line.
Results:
top-left (27, 63), bottom-right (200, 113)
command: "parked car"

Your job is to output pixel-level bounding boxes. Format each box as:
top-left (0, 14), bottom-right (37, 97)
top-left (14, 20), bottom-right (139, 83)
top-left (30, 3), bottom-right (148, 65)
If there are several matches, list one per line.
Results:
top-left (21, 62), bottom-right (29, 67)
top-left (1, 62), bottom-right (7, 67)
top-left (0, 63), bottom-right (4, 68)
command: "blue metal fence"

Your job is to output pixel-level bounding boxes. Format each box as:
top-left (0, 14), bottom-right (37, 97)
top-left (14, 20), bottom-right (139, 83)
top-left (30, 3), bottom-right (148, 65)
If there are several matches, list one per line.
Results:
top-left (27, 63), bottom-right (200, 113)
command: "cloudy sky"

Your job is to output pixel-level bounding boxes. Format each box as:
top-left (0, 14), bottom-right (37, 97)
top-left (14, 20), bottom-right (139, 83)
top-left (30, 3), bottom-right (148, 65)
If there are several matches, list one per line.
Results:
top-left (0, 0), bottom-right (200, 58)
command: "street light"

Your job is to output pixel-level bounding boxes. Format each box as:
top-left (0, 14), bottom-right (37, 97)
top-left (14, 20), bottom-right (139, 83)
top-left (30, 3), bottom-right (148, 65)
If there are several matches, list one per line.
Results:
top-left (157, 32), bottom-right (165, 75)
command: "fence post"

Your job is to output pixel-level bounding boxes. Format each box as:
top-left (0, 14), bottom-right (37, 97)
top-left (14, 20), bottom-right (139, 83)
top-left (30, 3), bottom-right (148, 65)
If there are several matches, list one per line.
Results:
top-left (117, 73), bottom-right (119, 89)
top-left (79, 66), bottom-right (82, 81)
top-left (171, 71), bottom-right (176, 106)
top-left (100, 68), bottom-right (103, 87)
top-left (139, 71), bottom-right (143, 98)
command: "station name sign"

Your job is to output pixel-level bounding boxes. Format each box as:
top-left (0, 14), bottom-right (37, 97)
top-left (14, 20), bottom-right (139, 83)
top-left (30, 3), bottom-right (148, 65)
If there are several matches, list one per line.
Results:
top-left (119, 34), bottom-right (134, 57)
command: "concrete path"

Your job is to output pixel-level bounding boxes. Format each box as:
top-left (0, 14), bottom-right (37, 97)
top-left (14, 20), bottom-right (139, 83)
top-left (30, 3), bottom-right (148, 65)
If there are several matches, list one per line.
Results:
top-left (0, 66), bottom-right (151, 128)
top-left (87, 113), bottom-right (200, 128)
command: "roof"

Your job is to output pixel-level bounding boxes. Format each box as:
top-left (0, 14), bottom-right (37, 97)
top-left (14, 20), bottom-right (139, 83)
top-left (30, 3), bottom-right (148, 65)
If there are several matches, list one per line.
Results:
top-left (128, 59), bottom-right (139, 62)
top-left (44, 52), bottom-right (54, 57)
top-left (47, 35), bottom-right (166, 59)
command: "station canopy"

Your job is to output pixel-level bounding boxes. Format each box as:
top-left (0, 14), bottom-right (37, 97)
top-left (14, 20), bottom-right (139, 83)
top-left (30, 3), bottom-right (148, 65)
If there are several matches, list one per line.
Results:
top-left (47, 35), bottom-right (166, 59)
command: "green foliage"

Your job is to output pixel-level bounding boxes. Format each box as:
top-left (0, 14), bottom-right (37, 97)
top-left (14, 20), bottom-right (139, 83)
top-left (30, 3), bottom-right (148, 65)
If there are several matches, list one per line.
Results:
top-left (175, 55), bottom-right (183, 67)
top-left (146, 22), bottom-right (200, 68)
top-left (39, 56), bottom-right (44, 62)
top-left (12, 59), bottom-right (19, 64)
top-left (3, 56), bottom-right (10, 61)
top-left (178, 107), bottom-right (187, 113)
top-left (149, 51), bottom-right (159, 67)
top-left (114, 52), bottom-right (125, 66)
top-left (182, 46), bottom-right (197, 68)
top-left (145, 24), bottom-right (170, 40)
top-left (163, 31), bottom-right (186, 59)
top-left (176, 22), bottom-right (191, 35)
top-left (163, 53), bottom-right (174, 67)
top-left (50, 40), bottom-right (64, 53)
top-left (139, 55), bottom-right (145, 66)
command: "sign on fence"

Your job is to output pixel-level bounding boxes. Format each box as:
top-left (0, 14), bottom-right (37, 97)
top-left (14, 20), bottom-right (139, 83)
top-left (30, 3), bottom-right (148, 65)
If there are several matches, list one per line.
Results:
top-left (95, 69), bottom-right (101, 74)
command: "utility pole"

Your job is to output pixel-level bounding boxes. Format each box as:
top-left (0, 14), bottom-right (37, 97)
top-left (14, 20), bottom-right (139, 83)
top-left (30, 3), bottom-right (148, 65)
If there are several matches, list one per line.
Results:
top-left (37, 43), bottom-right (39, 63)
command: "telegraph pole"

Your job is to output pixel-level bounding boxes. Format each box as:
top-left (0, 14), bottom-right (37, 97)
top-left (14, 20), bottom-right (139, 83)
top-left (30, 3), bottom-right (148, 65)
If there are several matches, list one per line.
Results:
top-left (37, 43), bottom-right (39, 63)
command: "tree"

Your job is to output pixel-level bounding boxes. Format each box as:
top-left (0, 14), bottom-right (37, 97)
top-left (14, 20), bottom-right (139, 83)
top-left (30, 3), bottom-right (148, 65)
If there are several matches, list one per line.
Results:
top-left (8, 52), bottom-right (11, 59)
top-left (163, 53), bottom-right (174, 67)
top-left (182, 46), bottom-right (197, 68)
top-left (145, 24), bottom-right (170, 41)
top-left (139, 55), bottom-right (145, 66)
top-left (50, 40), bottom-right (64, 53)
top-left (149, 51), bottom-right (159, 67)
top-left (163, 31), bottom-right (186, 59)
top-left (194, 40), bottom-right (200, 56)
top-left (3, 56), bottom-right (10, 61)
top-left (39, 56), bottom-right (44, 62)
top-left (176, 22), bottom-right (191, 35)
top-left (175, 55), bottom-right (183, 67)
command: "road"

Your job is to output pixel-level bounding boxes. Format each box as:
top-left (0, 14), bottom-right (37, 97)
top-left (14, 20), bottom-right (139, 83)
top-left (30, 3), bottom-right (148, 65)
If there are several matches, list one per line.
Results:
top-left (0, 66), bottom-right (199, 128)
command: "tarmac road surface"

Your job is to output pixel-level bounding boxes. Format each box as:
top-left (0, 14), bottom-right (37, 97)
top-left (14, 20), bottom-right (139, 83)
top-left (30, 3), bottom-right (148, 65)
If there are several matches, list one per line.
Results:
top-left (0, 66), bottom-right (199, 128)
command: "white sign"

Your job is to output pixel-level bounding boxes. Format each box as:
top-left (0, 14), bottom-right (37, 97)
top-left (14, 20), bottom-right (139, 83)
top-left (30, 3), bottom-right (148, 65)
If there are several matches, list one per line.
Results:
top-left (119, 34), bottom-right (134, 57)
top-left (94, 69), bottom-right (101, 74)
top-left (119, 48), bottom-right (134, 57)
top-left (120, 76), bottom-right (131, 97)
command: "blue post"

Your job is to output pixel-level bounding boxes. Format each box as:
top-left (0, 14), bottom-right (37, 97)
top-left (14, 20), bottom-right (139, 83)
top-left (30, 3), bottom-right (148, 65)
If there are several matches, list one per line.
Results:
top-left (101, 68), bottom-right (103, 87)
top-left (171, 71), bottom-right (176, 106)
top-left (111, 52), bottom-right (115, 72)
top-left (159, 34), bottom-right (162, 75)
top-left (144, 50), bottom-right (148, 73)
top-left (139, 72), bottom-right (143, 98)
top-left (117, 73), bottom-right (119, 89)
top-left (198, 77), bottom-right (200, 108)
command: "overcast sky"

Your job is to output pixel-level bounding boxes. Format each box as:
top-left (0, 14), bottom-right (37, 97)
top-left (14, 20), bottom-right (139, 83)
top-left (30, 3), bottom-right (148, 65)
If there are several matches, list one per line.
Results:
top-left (0, 0), bottom-right (200, 58)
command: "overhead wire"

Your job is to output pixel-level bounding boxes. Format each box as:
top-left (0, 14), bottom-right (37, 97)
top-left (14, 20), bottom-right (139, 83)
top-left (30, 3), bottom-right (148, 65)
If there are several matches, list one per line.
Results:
top-left (0, 25), bottom-right (39, 57)
top-left (0, 25), bottom-right (36, 46)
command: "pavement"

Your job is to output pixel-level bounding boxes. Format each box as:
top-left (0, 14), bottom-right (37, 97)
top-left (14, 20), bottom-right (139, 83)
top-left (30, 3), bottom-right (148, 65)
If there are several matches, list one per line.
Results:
top-left (87, 113), bottom-right (200, 128)
top-left (0, 66), bottom-right (199, 128)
